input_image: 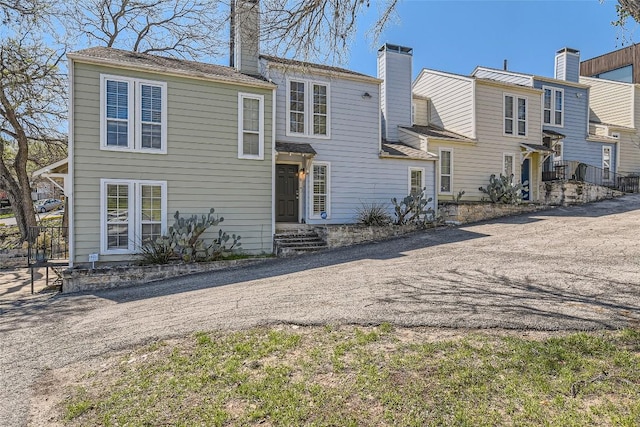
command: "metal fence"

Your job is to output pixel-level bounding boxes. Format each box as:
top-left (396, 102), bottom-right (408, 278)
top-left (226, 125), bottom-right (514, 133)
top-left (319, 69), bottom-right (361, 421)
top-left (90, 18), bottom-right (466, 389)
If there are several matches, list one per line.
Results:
top-left (28, 226), bottom-right (69, 265)
top-left (542, 160), bottom-right (639, 193)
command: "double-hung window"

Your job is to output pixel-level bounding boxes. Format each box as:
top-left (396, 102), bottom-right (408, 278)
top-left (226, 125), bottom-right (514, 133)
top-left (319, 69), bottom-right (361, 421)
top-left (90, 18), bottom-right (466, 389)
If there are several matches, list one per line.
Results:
top-left (101, 74), bottom-right (167, 153)
top-left (504, 94), bottom-right (527, 136)
top-left (101, 179), bottom-right (167, 254)
top-left (543, 86), bottom-right (563, 127)
top-left (238, 93), bottom-right (264, 159)
top-left (287, 79), bottom-right (330, 138)
top-left (409, 167), bottom-right (425, 196)
top-left (439, 148), bottom-right (452, 194)
top-left (503, 153), bottom-right (515, 177)
top-left (309, 162), bottom-right (330, 219)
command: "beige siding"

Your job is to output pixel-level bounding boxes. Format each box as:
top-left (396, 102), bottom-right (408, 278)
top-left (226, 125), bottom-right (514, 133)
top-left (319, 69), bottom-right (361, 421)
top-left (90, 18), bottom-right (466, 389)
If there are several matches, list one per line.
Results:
top-left (413, 70), bottom-right (474, 138)
top-left (432, 82), bottom-right (543, 201)
top-left (618, 131), bottom-right (640, 174)
top-left (412, 97), bottom-right (429, 126)
top-left (580, 77), bottom-right (634, 128)
top-left (72, 62), bottom-right (273, 264)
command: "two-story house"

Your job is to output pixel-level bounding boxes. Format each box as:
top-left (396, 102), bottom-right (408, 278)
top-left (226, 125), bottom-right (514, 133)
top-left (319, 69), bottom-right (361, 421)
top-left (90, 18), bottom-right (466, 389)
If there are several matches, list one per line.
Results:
top-left (578, 76), bottom-right (640, 176)
top-left (473, 48), bottom-right (619, 184)
top-left (406, 55), bottom-right (545, 202)
top-left (67, 47), bottom-right (276, 267)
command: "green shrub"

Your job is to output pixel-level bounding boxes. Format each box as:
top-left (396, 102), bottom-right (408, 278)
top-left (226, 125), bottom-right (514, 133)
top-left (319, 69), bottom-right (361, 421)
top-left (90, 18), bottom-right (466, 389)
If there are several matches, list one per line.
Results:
top-left (355, 202), bottom-right (392, 226)
top-left (479, 174), bottom-right (528, 205)
top-left (391, 188), bottom-right (436, 226)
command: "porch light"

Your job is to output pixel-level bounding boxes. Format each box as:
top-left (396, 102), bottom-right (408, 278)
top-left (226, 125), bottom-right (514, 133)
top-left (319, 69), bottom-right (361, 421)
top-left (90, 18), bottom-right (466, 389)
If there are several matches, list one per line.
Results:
top-left (362, 92), bottom-right (372, 99)
top-left (298, 168), bottom-right (306, 179)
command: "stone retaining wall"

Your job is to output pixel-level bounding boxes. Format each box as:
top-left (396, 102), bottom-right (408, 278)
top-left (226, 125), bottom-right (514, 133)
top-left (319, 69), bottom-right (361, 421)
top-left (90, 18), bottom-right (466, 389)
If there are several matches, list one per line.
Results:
top-left (314, 223), bottom-right (423, 248)
top-left (0, 249), bottom-right (27, 269)
top-left (540, 181), bottom-right (624, 206)
top-left (438, 203), bottom-right (544, 225)
top-left (62, 258), bottom-right (272, 293)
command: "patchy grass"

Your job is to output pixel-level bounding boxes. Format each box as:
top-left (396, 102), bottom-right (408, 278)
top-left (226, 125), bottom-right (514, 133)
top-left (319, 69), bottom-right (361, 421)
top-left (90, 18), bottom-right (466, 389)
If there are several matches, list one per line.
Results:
top-left (0, 212), bottom-right (14, 219)
top-left (61, 327), bottom-right (640, 426)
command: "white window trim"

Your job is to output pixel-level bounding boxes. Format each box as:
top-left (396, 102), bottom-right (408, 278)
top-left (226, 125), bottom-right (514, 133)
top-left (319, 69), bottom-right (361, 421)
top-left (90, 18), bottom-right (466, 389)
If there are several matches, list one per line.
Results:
top-left (503, 93), bottom-right (528, 138)
top-left (439, 148), bottom-right (453, 195)
top-left (285, 78), bottom-right (331, 139)
top-left (100, 179), bottom-right (167, 255)
top-left (408, 167), bottom-right (425, 195)
top-left (542, 86), bottom-right (564, 128)
top-left (100, 74), bottom-right (167, 154)
top-left (308, 161), bottom-right (331, 220)
top-left (238, 92), bottom-right (265, 160)
top-left (503, 152), bottom-right (516, 177)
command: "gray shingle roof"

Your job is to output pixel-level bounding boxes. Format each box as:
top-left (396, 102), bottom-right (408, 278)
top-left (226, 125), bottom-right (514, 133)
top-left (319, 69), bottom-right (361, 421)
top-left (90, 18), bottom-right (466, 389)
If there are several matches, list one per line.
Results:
top-left (275, 141), bottom-right (317, 155)
top-left (380, 142), bottom-right (437, 160)
top-left (400, 125), bottom-right (473, 141)
top-left (68, 47), bottom-right (273, 87)
top-left (260, 55), bottom-right (379, 81)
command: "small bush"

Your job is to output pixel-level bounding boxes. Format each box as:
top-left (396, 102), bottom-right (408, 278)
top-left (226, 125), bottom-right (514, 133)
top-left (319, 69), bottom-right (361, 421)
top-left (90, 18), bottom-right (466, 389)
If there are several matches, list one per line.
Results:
top-left (356, 202), bottom-right (392, 226)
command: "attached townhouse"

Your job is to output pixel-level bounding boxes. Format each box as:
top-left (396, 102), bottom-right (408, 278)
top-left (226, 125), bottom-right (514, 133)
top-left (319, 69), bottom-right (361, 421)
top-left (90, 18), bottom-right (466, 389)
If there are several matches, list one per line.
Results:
top-left (473, 48), bottom-right (620, 185)
top-left (408, 56), bottom-right (545, 202)
top-left (578, 75), bottom-right (640, 176)
top-left (67, 47), bottom-right (276, 266)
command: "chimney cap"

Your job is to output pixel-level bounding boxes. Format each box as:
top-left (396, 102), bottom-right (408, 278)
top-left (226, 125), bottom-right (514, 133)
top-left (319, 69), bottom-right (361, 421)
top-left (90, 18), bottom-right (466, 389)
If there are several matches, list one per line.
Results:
top-left (378, 43), bottom-right (413, 55)
top-left (557, 47), bottom-right (580, 55)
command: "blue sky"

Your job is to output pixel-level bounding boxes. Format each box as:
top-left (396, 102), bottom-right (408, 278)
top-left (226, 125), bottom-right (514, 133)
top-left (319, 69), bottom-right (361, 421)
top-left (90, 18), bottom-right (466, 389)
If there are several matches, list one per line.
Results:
top-left (344, 0), bottom-right (631, 79)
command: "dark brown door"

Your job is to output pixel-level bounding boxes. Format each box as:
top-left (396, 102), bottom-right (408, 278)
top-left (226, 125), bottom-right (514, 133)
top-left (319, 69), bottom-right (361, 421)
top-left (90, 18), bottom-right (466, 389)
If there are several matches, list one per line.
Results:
top-left (276, 164), bottom-right (299, 222)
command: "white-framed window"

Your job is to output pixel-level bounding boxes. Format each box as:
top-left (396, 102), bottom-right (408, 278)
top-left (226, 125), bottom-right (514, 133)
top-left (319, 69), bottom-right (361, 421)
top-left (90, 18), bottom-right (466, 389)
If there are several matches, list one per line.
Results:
top-left (411, 102), bottom-right (416, 126)
top-left (408, 167), bottom-right (425, 196)
top-left (602, 146), bottom-right (612, 181)
top-left (439, 148), bottom-right (453, 194)
top-left (611, 132), bottom-right (620, 139)
top-left (309, 161), bottom-right (330, 219)
top-left (543, 86), bottom-right (564, 127)
top-left (553, 140), bottom-right (563, 162)
top-left (503, 153), bottom-right (515, 177)
top-left (286, 78), bottom-right (330, 138)
top-left (100, 179), bottom-right (167, 254)
top-left (504, 93), bottom-right (527, 137)
top-left (100, 74), bottom-right (167, 153)
top-left (238, 92), bottom-right (264, 160)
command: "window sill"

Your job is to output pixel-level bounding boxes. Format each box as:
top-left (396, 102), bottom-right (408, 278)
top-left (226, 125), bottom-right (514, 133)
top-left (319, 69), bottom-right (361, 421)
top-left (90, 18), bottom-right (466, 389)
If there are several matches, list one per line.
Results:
top-left (238, 155), bottom-right (264, 160)
top-left (285, 131), bottom-right (331, 140)
top-left (101, 146), bottom-right (166, 154)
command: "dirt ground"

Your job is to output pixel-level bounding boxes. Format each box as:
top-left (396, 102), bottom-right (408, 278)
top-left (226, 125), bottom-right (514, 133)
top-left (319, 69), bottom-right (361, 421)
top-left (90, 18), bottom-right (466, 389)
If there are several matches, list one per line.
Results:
top-left (1, 194), bottom-right (640, 426)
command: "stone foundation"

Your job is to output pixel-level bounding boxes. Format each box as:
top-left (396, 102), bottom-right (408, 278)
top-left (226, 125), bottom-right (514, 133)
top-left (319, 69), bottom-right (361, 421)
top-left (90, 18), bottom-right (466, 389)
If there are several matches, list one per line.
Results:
top-left (540, 181), bottom-right (624, 206)
top-left (438, 203), bottom-right (544, 225)
top-left (61, 258), bottom-right (272, 293)
top-left (314, 223), bottom-right (424, 248)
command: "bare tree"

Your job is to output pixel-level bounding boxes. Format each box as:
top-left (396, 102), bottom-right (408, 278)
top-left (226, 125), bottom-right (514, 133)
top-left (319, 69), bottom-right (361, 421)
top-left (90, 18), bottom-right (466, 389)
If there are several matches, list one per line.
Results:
top-left (64, 0), bottom-right (230, 60)
top-left (261, 0), bottom-right (400, 64)
top-left (0, 32), bottom-right (66, 240)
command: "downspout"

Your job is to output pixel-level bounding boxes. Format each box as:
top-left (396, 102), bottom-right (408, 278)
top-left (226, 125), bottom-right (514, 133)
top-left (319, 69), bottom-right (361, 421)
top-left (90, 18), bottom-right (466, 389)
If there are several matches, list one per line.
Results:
top-left (68, 58), bottom-right (75, 268)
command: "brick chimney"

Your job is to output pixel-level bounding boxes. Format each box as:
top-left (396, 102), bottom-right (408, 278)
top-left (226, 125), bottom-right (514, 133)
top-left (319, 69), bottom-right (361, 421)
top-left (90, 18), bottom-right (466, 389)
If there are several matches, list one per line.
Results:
top-left (230, 0), bottom-right (260, 76)
top-left (378, 44), bottom-right (413, 142)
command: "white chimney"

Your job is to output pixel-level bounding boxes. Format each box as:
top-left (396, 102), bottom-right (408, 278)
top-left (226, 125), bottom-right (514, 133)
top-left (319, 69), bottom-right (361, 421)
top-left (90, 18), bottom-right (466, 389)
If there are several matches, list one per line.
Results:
top-left (555, 47), bottom-right (580, 82)
top-left (378, 44), bottom-right (413, 142)
top-left (231, 0), bottom-right (260, 75)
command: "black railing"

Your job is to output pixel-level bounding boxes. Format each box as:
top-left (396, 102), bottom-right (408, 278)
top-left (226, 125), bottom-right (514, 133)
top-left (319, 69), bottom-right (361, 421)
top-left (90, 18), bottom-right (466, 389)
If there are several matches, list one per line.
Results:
top-left (27, 226), bottom-right (69, 265)
top-left (542, 160), bottom-right (639, 193)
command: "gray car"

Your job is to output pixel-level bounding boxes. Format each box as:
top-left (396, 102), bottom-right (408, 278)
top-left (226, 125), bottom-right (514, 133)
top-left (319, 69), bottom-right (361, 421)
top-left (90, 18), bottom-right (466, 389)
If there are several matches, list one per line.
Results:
top-left (34, 198), bottom-right (63, 213)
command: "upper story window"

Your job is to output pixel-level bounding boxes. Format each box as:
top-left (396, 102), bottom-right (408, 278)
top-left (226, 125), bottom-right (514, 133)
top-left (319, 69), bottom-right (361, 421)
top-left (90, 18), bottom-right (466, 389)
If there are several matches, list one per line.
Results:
top-left (543, 86), bottom-right (563, 127)
top-left (287, 79), bottom-right (330, 138)
top-left (238, 93), bottom-right (264, 160)
top-left (504, 94), bottom-right (527, 137)
top-left (100, 74), bottom-right (167, 154)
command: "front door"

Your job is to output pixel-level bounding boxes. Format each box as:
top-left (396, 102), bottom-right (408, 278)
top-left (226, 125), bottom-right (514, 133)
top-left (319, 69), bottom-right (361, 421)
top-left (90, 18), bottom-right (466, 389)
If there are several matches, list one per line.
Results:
top-left (276, 164), bottom-right (299, 222)
top-left (521, 158), bottom-right (531, 201)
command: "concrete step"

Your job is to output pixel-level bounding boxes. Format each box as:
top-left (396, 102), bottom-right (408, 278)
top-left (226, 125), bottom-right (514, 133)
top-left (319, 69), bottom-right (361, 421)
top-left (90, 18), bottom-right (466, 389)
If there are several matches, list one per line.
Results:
top-left (274, 229), bottom-right (327, 257)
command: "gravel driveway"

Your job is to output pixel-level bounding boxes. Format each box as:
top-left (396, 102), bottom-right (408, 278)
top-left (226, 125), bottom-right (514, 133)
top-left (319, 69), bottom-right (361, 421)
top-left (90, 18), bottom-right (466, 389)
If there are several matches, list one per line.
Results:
top-left (2, 195), bottom-right (640, 426)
